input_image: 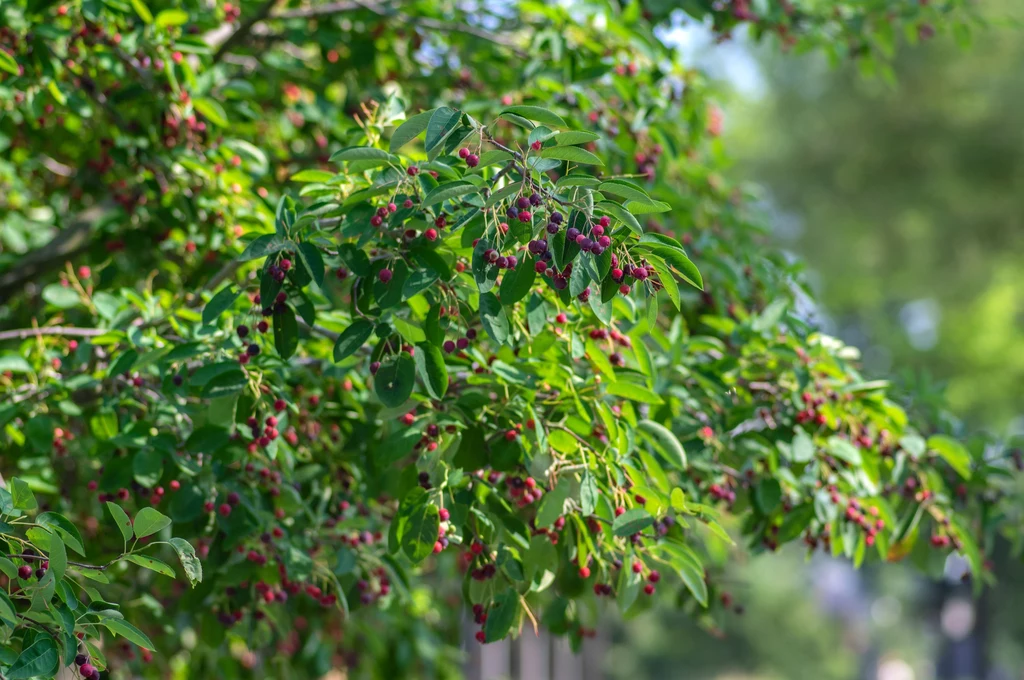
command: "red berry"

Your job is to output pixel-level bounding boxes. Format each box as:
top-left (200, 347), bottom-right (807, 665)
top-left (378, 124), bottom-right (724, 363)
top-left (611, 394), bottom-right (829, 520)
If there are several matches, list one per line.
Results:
top-left (439, 508), bottom-right (450, 521)
top-left (578, 566), bottom-right (591, 579)
top-left (643, 584), bottom-right (655, 595)
top-left (274, 399), bottom-right (287, 411)
top-left (407, 166), bottom-right (419, 176)
top-left (18, 565), bottom-right (32, 580)
top-left (378, 269), bottom-right (393, 283)
top-left (475, 631), bottom-right (486, 643)
top-left (218, 503), bottom-right (232, 517)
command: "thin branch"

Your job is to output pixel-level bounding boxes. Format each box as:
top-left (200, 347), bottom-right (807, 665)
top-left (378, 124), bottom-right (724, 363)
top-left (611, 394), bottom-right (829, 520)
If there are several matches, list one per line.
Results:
top-left (0, 202), bottom-right (111, 299)
top-left (7, 553), bottom-right (112, 571)
top-left (273, 1), bottom-right (360, 19)
top-left (219, 0), bottom-right (527, 60)
top-left (213, 0), bottom-right (280, 63)
top-left (485, 135), bottom-right (572, 208)
top-left (0, 327), bottom-right (108, 342)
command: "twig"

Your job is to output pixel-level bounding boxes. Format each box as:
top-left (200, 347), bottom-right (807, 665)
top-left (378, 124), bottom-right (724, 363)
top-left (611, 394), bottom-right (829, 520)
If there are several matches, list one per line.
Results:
top-left (213, 0), bottom-right (280, 63)
top-left (485, 136), bottom-right (573, 208)
top-left (220, 0), bottom-right (527, 59)
top-left (0, 327), bottom-right (108, 342)
top-left (272, 1), bottom-right (360, 19)
top-left (7, 553), bottom-right (112, 571)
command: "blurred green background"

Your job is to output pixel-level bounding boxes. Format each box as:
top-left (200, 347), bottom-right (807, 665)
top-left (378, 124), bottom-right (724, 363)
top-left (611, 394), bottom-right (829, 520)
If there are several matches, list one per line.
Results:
top-left (606, 3), bottom-right (1024, 678)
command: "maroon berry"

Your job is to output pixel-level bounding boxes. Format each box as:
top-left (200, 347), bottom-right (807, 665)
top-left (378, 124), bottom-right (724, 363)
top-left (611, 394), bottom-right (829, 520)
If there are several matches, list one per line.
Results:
top-left (378, 269), bottom-right (393, 283)
top-left (18, 565), bottom-right (32, 580)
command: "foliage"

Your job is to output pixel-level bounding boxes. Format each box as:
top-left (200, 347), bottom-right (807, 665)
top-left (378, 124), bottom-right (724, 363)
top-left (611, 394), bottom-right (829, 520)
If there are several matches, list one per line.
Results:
top-left (735, 0), bottom-right (1024, 429)
top-left (0, 1), bottom-right (1018, 679)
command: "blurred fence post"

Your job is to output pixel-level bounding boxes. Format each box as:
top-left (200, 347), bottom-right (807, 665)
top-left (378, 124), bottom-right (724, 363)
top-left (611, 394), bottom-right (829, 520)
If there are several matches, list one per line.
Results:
top-left (464, 622), bottom-right (604, 680)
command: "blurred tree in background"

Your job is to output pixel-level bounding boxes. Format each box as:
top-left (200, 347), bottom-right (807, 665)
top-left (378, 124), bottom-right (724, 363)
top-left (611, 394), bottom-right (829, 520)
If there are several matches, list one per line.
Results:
top-left (734, 0), bottom-right (1024, 432)
top-left (607, 4), bottom-right (1024, 678)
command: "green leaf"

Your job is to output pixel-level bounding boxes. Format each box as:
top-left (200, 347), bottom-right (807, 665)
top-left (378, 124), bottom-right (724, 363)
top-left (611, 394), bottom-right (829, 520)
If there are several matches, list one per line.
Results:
top-left (11, 478), bottom-right (36, 511)
top-left (663, 544), bottom-right (708, 606)
top-left (0, 50), bottom-right (19, 76)
top-left (125, 555), bottom-right (176, 578)
top-left (0, 589), bottom-right (15, 626)
top-left (169, 537), bottom-right (203, 587)
top-left (400, 499), bottom-right (439, 564)
top-left (48, 534), bottom-right (66, 582)
top-left (613, 508), bottom-right (655, 537)
top-left (617, 556), bottom-right (642, 613)
top-left (599, 180), bottom-right (654, 204)
top-left (35, 513), bottom-right (85, 556)
top-left (624, 199), bottom-right (671, 214)
top-left (107, 503), bottom-right (134, 542)
top-left (202, 285), bottom-right (240, 326)
top-left (554, 130), bottom-right (600, 146)
top-left (636, 243), bottom-right (703, 290)
top-left (478, 292), bottom-right (510, 345)
top-left (42, 283), bottom-right (81, 308)
top-left (392, 317), bottom-right (426, 344)
top-left (540, 146), bottom-right (603, 165)
top-left (647, 256), bottom-right (680, 310)
top-left (501, 105), bottom-right (567, 129)
top-left (754, 479), bottom-right (782, 514)
top-left (414, 343), bottom-right (448, 400)
top-left (329, 146), bottom-right (394, 163)
top-left (239, 234), bottom-right (289, 261)
top-left (129, 0), bottom-right (153, 23)
top-left (193, 97), bottom-right (229, 127)
top-left (377, 428), bottom-right (422, 468)
top-left (132, 450), bottom-right (164, 488)
top-left (0, 355), bottom-right (33, 373)
top-left (579, 470), bottom-right (598, 516)
top-left (484, 588), bottom-right (520, 642)
top-left (155, 8), bottom-right (189, 26)
top-left (333, 319), bottom-right (374, 362)
top-left (585, 339), bottom-right (616, 381)
top-left (596, 201), bottom-right (643, 235)
top-left (535, 479), bottom-right (572, 528)
top-left (7, 637), bottom-right (60, 679)
top-left (828, 437), bottom-right (862, 465)
top-left (789, 428), bottom-right (815, 463)
top-left (132, 507), bottom-right (171, 539)
top-left (290, 169), bottom-right (335, 182)
top-left (273, 305), bottom-right (299, 359)
top-left (637, 420), bottom-right (687, 470)
top-left (101, 619), bottom-right (155, 651)
top-left (201, 369), bottom-right (247, 399)
top-left (422, 180), bottom-right (479, 207)
top-left (390, 109), bottom-right (436, 152)
top-left (606, 382), bottom-right (664, 405)
top-left (928, 435), bottom-right (972, 479)
top-left (374, 354), bottom-right (416, 408)
top-left (424, 107), bottom-right (462, 152)
top-left (498, 256), bottom-right (537, 305)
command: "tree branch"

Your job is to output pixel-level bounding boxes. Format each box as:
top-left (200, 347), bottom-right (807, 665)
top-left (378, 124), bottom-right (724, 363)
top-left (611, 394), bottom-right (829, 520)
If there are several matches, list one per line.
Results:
top-left (0, 202), bottom-right (112, 300)
top-left (0, 327), bottom-right (109, 342)
top-left (212, 0), bottom-right (280, 63)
